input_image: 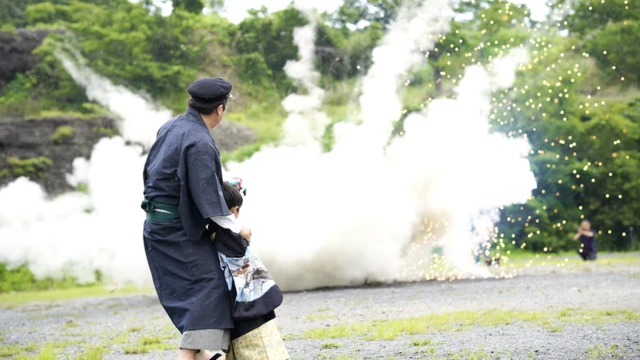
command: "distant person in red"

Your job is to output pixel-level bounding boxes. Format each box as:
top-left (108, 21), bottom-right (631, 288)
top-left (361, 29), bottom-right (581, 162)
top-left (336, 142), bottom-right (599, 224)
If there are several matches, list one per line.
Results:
top-left (573, 220), bottom-right (597, 260)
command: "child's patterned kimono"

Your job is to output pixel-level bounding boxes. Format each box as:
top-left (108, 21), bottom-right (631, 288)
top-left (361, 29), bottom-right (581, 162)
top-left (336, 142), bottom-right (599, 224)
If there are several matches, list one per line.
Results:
top-left (208, 221), bottom-right (289, 360)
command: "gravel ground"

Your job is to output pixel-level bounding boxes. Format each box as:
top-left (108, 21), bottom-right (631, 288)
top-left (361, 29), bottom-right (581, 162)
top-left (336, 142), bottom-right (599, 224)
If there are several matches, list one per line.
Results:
top-left (1, 254), bottom-right (639, 360)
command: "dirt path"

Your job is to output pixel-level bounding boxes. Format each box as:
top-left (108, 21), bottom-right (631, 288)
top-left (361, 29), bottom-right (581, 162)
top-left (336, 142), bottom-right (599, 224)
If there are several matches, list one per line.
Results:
top-left (1, 254), bottom-right (639, 359)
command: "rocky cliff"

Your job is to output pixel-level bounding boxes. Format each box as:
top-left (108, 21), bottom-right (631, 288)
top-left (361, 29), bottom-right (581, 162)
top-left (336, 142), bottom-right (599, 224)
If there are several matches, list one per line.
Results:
top-left (0, 29), bottom-right (52, 93)
top-left (0, 29), bottom-right (258, 195)
top-left (0, 116), bottom-right (117, 194)
top-left (0, 116), bottom-right (257, 194)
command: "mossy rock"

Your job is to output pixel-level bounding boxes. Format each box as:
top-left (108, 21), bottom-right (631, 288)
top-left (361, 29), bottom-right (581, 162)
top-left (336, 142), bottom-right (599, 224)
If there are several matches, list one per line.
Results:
top-left (6, 156), bottom-right (53, 178)
top-left (50, 125), bottom-right (74, 144)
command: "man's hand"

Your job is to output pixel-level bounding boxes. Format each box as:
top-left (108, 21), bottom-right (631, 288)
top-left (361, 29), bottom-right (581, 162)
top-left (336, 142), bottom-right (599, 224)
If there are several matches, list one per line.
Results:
top-left (240, 226), bottom-right (252, 244)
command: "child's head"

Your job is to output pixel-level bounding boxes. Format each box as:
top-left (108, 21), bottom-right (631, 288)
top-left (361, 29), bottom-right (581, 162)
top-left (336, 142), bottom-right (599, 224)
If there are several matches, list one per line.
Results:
top-left (222, 181), bottom-right (243, 218)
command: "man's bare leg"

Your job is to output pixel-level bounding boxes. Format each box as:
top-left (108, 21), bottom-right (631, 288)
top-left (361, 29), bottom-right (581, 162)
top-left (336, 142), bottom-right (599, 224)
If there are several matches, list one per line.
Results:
top-left (195, 350), bottom-right (225, 360)
top-left (178, 349), bottom-right (197, 360)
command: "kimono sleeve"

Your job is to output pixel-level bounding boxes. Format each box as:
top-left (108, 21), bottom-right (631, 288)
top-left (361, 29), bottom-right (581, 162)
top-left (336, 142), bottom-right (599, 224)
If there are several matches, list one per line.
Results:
top-left (184, 143), bottom-right (230, 219)
top-left (208, 220), bottom-right (248, 257)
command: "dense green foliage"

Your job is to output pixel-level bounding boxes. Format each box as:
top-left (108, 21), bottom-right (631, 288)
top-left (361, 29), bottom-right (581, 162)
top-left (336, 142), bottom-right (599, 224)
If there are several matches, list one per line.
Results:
top-left (495, 0), bottom-right (640, 252)
top-left (0, 0), bottom-right (637, 264)
top-left (0, 263), bottom-right (99, 292)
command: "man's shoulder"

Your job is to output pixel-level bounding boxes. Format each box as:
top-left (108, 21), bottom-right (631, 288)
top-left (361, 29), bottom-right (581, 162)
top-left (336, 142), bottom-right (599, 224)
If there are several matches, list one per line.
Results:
top-left (160, 114), bottom-right (208, 136)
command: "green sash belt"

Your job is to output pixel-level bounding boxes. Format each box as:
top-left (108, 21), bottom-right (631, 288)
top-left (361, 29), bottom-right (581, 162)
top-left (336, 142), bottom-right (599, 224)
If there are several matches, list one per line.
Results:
top-left (141, 199), bottom-right (180, 222)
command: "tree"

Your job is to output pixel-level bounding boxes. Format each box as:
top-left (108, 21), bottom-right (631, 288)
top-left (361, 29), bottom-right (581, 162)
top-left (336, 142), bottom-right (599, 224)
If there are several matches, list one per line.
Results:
top-left (330, 0), bottom-right (405, 29)
top-left (233, 7), bottom-right (307, 93)
top-left (171, 0), bottom-right (204, 14)
top-left (18, 1), bottom-right (205, 111)
top-left (204, 0), bottom-right (224, 13)
top-left (559, 0), bottom-right (639, 34)
top-left (559, 0), bottom-right (640, 86)
top-left (365, 0), bottom-right (404, 27)
top-left (494, 29), bottom-right (640, 252)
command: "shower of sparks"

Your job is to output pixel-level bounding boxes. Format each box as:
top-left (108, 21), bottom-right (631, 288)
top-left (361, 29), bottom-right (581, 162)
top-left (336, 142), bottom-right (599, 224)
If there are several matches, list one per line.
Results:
top-left (388, 0), bottom-right (633, 281)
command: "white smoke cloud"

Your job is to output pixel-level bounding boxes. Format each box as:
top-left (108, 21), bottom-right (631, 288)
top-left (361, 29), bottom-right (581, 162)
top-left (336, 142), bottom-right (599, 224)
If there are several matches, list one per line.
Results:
top-left (0, 138), bottom-right (149, 284)
top-left (386, 47), bottom-right (534, 275)
top-left (0, 0), bottom-right (536, 290)
top-left (280, 8), bottom-right (331, 146)
top-left (228, 1), bottom-right (533, 289)
top-left (354, 0), bottom-right (454, 151)
top-left (56, 48), bottom-right (171, 149)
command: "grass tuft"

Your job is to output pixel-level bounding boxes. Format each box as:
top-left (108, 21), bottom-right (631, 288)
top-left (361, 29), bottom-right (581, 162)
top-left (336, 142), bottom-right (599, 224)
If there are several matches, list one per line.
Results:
top-left (61, 320), bottom-right (78, 330)
top-left (14, 344), bottom-right (60, 360)
top-left (12, 342), bottom-right (78, 360)
top-left (585, 344), bottom-right (625, 360)
top-left (411, 339), bottom-right (434, 347)
top-left (305, 308), bottom-right (640, 341)
top-left (0, 285), bottom-right (153, 307)
top-left (127, 325), bottom-right (144, 333)
top-left (72, 345), bottom-right (109, 360)
top-left (306, 314), bottom-right (337, 321)
top-left (448, 349), bottom-right (494, 360)
top-left (0, 344), bottom-right (38, 357)
top-left (122, 335), bottom-right (174, 354)
top-left (111, 333), bottom-right (129, 345)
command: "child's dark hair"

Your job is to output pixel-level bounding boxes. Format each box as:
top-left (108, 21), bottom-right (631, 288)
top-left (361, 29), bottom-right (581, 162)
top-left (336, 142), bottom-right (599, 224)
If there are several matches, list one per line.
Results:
top-left (222, 181), bottom-right (243, 210)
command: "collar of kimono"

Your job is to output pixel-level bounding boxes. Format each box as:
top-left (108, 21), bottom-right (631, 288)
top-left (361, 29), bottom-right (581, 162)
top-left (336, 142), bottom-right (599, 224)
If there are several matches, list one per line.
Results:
top-left (186, 107), bottom-right (209, 129)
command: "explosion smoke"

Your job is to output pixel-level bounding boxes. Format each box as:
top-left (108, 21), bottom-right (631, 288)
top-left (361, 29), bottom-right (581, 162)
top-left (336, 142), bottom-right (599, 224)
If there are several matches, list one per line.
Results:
top-left (0, 49), bottom-right (168, 285)
top-left (280, 7), bottom-right (331, 146)
top-left (0, 0), bottom-right (536, 291)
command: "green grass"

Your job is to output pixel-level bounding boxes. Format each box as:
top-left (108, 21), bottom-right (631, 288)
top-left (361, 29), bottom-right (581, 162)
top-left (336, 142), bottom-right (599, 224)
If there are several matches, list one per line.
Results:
top-left (122, 336), bottom-right (175, 354)
top-left (321, 342), bottom-right (341, 349)
top-left (448, 349), bottom-right (501, 360)
top-left (0, 285), bottom-right (153, 307)
top-left (127, 325), bottom-right (144, 333)
top-left (111, 332), bottom-right (129, 345)
top-left (326, 355), bottom-right (362, 360)
top-left (221, 102), bottom-right (356, 164)
top-left (71, 345), bottom-right (109, 360)
top-left (281, 333), bottom-right (297, 341)
top-left (585, 344), bottom-right (625, 360)
top-left (10, 341), bottom-right (80, 360)
top-left (497, 251), bottom-right (640, 270)
top-left (411, 339), bottom-right (434, 347)
top-left (306, 314), bottom-right (337, 321)
top-left (423, 347), bottom-right (438, 356)
top-left (61, 320), bottom-right (78, 330)
top-left (221, 103), bottom-right (356, 164)
top-left (304, 309), bottom-right (640, 341)
top-left (226, 103), bottom-right (286, 144)
top-left (0, 343), bottom-right (38, 357)
top-left (27, 105), bottom-right (110, 120)
top-left (14, 344), bottom-right (60, 360)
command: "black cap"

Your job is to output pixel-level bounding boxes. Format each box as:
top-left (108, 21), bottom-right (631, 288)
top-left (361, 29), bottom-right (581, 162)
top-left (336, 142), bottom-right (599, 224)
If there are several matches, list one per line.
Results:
top-left (188, 77), bottom-right (232, 103)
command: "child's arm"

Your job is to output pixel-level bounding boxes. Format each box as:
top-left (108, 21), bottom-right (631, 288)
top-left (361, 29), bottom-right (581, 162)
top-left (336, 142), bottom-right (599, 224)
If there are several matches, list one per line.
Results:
top-left (211, 215), bottom-right (252, 242)
top-left (208, 220), bottom-right (249, 257)
top-left (210, 214), bottom-right (241, 233)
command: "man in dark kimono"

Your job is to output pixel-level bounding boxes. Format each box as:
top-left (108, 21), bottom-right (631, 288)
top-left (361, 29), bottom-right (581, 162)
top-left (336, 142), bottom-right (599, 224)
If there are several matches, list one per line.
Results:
top-left (142, 78), bottom-right (251, 360)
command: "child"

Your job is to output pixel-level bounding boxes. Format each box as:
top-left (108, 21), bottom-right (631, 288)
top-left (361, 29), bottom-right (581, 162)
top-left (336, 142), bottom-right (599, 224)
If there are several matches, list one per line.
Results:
top-left (207, 182), bottom-right (289, 360)
top-left (574, 220), bottom-right (597, 261)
